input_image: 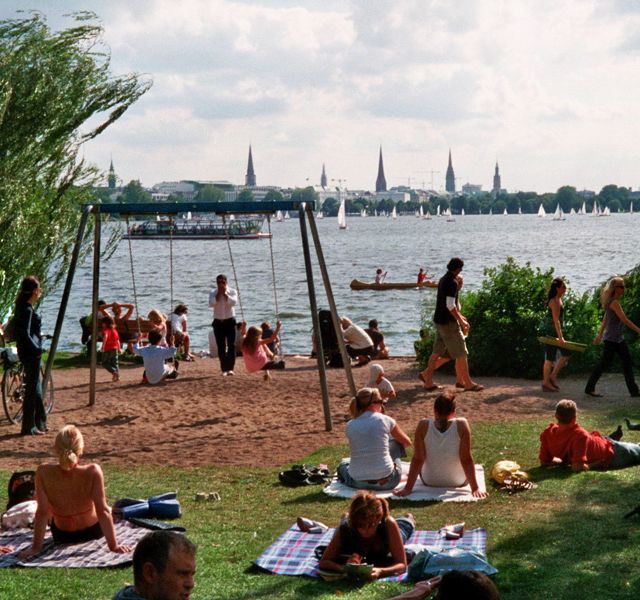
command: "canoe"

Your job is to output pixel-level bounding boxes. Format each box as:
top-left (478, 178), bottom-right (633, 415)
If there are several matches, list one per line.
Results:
top-left (537, 336), bottom-right (587, 353)
top-left (350, 279), bottom-right (438, 291)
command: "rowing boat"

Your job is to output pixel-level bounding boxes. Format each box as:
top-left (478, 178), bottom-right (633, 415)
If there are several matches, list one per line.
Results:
top-left (350, 279), bottom-right (438, 291)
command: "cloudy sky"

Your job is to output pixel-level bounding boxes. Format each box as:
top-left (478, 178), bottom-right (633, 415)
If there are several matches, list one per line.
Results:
top-left (2, 0), bottom-right (640, 193)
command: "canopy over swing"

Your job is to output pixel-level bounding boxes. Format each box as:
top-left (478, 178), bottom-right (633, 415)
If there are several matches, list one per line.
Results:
top-left (46, 200), bottom-right (357, 432)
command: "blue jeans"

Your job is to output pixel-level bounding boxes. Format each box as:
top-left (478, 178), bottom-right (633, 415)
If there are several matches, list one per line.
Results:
top-left (337, 440), bottom-right (405, 491)
top-left (609, 439), bottom-right (640, 469)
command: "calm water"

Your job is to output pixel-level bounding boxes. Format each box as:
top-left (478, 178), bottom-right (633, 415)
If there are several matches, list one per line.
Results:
top-left (40, 213), bottom-right (639, 355)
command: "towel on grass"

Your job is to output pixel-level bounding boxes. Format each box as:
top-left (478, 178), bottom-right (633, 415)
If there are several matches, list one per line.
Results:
top-left (254, 524), bottom-right (487, 582)
top-left (0, 521), bottom-right (147, 568)
top-left (323, 462), bottom-right (486, 501)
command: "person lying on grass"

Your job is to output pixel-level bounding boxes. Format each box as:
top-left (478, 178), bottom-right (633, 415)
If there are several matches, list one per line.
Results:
top-left (17, 425), bottom-right (131, 559)
top-left (317, 491), bottom-right (415, 580)
top-left (337, 388), bottom-right (412, 491)
top-left (389, 570), bottom-right (500, 600)
top-left (539, 399), bottom-right (640, 472)
top-left (394, 391), bottom-right (487, 498)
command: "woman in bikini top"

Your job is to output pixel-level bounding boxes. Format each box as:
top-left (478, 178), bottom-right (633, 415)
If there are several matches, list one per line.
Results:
top-left (18, 425), bottom-right (131, 559)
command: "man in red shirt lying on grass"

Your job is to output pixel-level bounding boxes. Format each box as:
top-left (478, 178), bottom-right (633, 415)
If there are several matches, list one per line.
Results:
top-left (539, 399), bottom-right (640, 472)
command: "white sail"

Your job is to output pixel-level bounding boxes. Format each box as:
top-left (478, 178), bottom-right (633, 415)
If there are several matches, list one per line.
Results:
top-left (361, 208), bottom-right (367, 217)
top-left (425, 210), bottom-right (432, 220)
top-left (446, 207), bottom-right (455, 222)
top-left (537, 203), bottom-right (546, 217)
top-left (581, 201), bottom-right (586, 215)
top-left (187, 211), bottom-right (192, 220)
top-left (553, 203), bottom-right (561, 220)
top-left (631, 201), bottom-right (634, 214)
top-left (603, 205), bottom-right (610, 216)
top-left (284, 211), bottom-right (290, 220)
top-left (489, 208), bottom-right (493, 215)
top-left (569, 207), bottom-right (576, 215)
top-left (437, 205), bottom-right (441, 217)
top-left (503, 208), bottom-right (508, 216)
top-left (592, 202), bottom-right (598, 216)
top-left (461, 208), bottom-right (465, 216)
top-left (518, 206), bottom-right (522, 215)
top-left (419, 205), bottom-right (424, 218)
top-left (338, 199), bottom-right (347, 229)
top-left (392, 205), bottom-right (397, 219)
top-left (276, 210), bottom-right (284, 222)
top-left (317, 211), bottom-right (324, 219)
top-left (374, 209), bottom-right (378, 217)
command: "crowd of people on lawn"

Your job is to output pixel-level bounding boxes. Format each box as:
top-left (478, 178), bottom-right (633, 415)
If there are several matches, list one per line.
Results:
top-left (3, 254), bottom-right (640, 598)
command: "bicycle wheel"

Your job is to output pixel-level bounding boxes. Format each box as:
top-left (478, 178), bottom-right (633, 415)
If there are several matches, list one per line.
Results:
top-left (42, 368), bottom-right (54, 416)
top-left (2, 364), bottom-right (25, 424)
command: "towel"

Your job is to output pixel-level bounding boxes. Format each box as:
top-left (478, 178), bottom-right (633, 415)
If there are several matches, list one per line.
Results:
top-left (254, 523), bottom-right (487, 582)
top-left (323, 462), bottom-right (487, 501)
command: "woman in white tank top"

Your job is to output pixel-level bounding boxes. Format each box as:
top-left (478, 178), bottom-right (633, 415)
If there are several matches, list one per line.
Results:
top-left (394, 391), bottom-right (487, 497)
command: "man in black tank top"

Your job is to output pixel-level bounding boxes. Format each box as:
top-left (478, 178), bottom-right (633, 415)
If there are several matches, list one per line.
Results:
top-left (418, 257), bottom-right (483, 393)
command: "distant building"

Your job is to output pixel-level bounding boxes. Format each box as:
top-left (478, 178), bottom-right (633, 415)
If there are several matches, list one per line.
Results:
top-left (462, 183), bottom-right (482, 196)
top-left (375, 147), bottom-right (387, 192)
top-left (108, 159), bottom-right (117, 190)
top-left (492, 162), bottom-right (501, 196)
top-left (376, 187), bottom-right (410, 203)
top-left (245, 145), bottom-right (256, 187)
top-left (320, 164), bottom-right (327, 188)
top-left (445, 150), bottom-right (455, 193)
top-left (151, 181), bottom-right (197, 201)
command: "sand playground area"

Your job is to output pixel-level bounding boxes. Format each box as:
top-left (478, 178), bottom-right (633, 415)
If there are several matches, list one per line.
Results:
top-left (0, 356), bottom-right (620, 470)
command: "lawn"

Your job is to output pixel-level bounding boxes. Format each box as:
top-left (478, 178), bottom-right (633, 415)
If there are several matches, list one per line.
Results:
top-left (1, 408), bottom-right (639, 599)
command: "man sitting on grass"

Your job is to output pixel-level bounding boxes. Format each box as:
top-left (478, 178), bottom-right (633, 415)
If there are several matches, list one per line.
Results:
top-left (539, 399), bottom-right (640, 472)
top-left (134, 330), bottom-right (178, 384)
top-left (112, 531), bottom-right (196, 600)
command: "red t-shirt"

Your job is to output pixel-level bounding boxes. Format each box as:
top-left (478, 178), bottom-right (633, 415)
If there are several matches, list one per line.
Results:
top-left (539, 422), bottom-right (613, 467)
top-left (102, 327), bottom-right (121, 352)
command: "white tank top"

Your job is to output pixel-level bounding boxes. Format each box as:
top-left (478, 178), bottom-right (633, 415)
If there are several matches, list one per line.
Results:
top-left (420, 418), bottom-right (467, 487)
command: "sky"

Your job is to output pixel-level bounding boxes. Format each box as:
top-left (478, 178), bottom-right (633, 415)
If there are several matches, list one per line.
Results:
top-left (2, 0), bottom-right (640, 193)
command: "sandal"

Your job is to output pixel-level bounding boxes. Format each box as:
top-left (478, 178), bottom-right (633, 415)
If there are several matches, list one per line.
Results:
top-left (464, 384), bottom-right (484, 392)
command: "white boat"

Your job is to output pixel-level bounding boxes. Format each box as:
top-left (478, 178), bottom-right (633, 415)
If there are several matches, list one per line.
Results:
top-left (361, 208), bottom-right (367, 218)
top-left (461, 208), bottom-right (465, 216)
top-left (630, 201), bottom-right (634, 214)
top-left (317, 211), bottom-right (324, 219)
top-left (503, 208), bottom-right (508, 216)
top-left (424, 210), bottom-right (432, 220)
top-left (518, 206), bottom-right (522, 215)
top-left (374, 209), bottom-right (378, 217)
top-left (436, 205), bottom-right (441, 217)
top-left (446, 207), bottom-right (455, 222)
top-left (599, 205), bottom-right (611, 217)
top-left (337, 199), bottom-right (347, 229)
top-left (537, 203), bottom-right (546, 218)
top-left (187, 211), bottom-right (192, 220)
top-left (419, 205), bottom-right (424, 219)
top-left (592, 202), bottom-right (599, 216)
top-left (489, 208), bottom-right (493, 215)
top-left (552, 203), bottom-right (565, 221)
top-left (569, 207), bottom-right (576, 215)
top-left (392, 206), bottom-right (397, 220)
top-left (580, 201), bottom-right (587, 215)
top-left (276, 210), bottom-right (284, 222)
top-left (284, 211), bottom-right (290, 220)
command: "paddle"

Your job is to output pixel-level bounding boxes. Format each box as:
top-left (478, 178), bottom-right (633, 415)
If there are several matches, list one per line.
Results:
top-left (537, 336), bottom-right (587, 353)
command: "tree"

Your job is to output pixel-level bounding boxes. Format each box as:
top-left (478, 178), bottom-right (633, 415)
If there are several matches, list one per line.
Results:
top-left (237, 189), bottom-right (254, 202)
top-left (196, 185), bottom-right (225, 203)
top-left (0, 12), bottom-right (151, 316)
top-left (119, 180), bottom-right (152, 204)
top-left (289, 186), bottom-right (319, 205)
top-left (264, 190), bottom-right (283, 203)
top-left (556, 186), bottom-right (579, 212)
top-left (322, 197), bottom-right (338, 216)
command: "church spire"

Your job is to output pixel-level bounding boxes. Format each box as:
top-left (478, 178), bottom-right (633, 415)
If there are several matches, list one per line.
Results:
top-left (320, 163), bottom-right (327, 188)
top-left (108, 157), bottom-right (116, 190)
top-left (492, 161), bottom-right (501, 196)
top-left (445, 149), bottom-right (455, 193)
top-left (245, 145), bottom-right (256, 187)
top-left (375, 146), bottom-right (387, 193)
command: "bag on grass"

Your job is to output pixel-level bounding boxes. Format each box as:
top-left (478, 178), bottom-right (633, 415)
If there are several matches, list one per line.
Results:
top-left (7, 470), bottom-right (36, 511)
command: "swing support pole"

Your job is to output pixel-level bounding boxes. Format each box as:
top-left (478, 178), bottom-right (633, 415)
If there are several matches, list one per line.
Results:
top-left (304, 203), bottom-right (356, 397)
top-left (298, 204), bottom-right (332, 431)
top-left (89, 206), bottom-right (101, 406)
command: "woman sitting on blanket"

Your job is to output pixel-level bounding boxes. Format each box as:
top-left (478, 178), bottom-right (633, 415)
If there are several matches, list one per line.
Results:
top-left (337, 388), bottom-right (411, 491)
top-left (318, 491), bottom-right (415, 580)
top-left (394, 391), bottom-right (487, 498)
top-left (18, 425), bottom-right (131, 559)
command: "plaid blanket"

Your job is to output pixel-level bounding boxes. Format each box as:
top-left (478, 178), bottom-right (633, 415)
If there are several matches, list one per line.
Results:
top-left (323, 462), bottom-right (487, 502)
top-left (0, 521), bottom-right (147, 568)
top-left (254, 524), bottom-right (487, 582)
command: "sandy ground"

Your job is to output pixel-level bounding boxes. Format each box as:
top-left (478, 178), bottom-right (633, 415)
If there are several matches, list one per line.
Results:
top-left (0, 356), bottom-right (627, 470)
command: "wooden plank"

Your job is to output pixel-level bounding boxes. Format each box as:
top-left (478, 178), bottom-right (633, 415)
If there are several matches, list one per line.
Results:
top-left (537, 336), bottom-right (587, 353)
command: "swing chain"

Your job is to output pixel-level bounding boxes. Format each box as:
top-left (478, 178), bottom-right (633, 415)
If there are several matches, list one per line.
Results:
top-left (169, 214), bottom-right (174, 310)
top-left (223, 214), bottom-right (245, 322)
top-left (124, 215), bottom-right (142, 333)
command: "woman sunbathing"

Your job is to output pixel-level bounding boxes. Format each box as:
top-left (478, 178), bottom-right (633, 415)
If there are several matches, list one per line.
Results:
top-left (318, 491), bottom-right (414, 580)
top-left (19, 425), bottom-right (131, 559)
top-left (337, 388), bottom-right (411, 490)
top-left (394, 391), bottom-right (487, 498)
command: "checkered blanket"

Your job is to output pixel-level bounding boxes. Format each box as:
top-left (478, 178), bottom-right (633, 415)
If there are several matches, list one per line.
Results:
top-left (323, 462), bottom-right (487, 502)
top-left (0, 521), bottom-right (147, 568)
top-left (254, 524), bottom-right (487, 582)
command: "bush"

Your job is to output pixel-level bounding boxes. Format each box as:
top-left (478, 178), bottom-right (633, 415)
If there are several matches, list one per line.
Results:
top-left (417, 257), bottom-right (603, 378)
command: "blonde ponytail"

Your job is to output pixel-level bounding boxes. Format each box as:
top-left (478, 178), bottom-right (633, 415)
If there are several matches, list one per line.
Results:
top-left (55, 425), bottom-right (84, 470)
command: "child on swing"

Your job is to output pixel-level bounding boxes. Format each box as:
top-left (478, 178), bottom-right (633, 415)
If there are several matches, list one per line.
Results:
top-left (101, 315), bottom-right (121, 382)
top-left (242, 320), bottom-right (284, 380)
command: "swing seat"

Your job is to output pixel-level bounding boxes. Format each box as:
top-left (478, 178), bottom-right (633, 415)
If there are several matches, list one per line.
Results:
top-left (116, 319), bottom-right (156, 342)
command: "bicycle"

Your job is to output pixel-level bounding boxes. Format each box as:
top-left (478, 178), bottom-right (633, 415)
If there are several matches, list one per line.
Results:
top-left (1, 333), bottom-right (54, 425)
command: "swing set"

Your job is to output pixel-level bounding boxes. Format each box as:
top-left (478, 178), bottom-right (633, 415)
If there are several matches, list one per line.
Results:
top-left (45, 200), bottom-right (357, 431)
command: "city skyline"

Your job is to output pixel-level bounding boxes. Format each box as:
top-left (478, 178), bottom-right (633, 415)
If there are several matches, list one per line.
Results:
top-left (4, 1), bottom-right (640, 193)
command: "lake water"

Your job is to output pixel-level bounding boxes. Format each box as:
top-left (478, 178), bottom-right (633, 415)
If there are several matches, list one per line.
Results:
top-left (40, 213), bottom-right (639, 356)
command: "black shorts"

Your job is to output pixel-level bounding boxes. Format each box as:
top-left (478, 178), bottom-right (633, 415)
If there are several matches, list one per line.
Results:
top-left (544, 345), bottom-right (571, 362)
top-left (51, 520), bottom-right (103, 544)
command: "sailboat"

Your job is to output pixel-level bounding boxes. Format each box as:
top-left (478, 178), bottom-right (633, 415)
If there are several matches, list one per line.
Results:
top-left (392, 205), bottom-right (397, 220)
top-left (537, 203), bottom-right (546, 217)
top-left (436, 205), bottom-right (441, 217)
top-left (276, 210), bottom-right (284, 222)
top-left (569, 207), bottom-right (576, 216)
top-left (419, 205), bottom-right (424, 219)
top-left (630, 201), bottom-right (634, 214)
top-left (552, 203), bottom-right (565, 221)
top-left (503, 208), bottom-right (508, 216)
top-left (518, 206), bottom-right (522, 215)
top-left (446, 207), bottom-right (455, 222)
top-left (580, 201), bottom-right (586, 215)
top-left (337, 199), bottom-right (347, 230)
top-left (317, 211), bottom-right (324, 219)
top-left (461, 208), bottom-right (465, 216)
top-left (361, 208), bottom-right (367, 218)
top-left (424, 210), bottom-right (432, 220)
top-left (284, 211), bottom-right (290, 220)
top-left (489, 208), bottom-right (493, 215)
top-left (600, 205), bottom-right (611, 217)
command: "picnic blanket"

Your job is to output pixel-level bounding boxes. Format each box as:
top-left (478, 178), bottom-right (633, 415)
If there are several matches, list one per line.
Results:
top-left (0, 521), bottom-right (147, 568)
top-left (323, 462), bottom-right (487, 501)
top-left (254, 524), bottom-right (487, 582)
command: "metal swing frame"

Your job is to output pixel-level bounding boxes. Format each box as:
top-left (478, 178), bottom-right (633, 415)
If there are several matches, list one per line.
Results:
top-left (47, 200), bottom-right (356, 432)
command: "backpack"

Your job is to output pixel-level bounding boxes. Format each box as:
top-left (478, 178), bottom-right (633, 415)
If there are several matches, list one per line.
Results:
top-left (7, 471), bottom-right (36, 510)
top-left (3, 316), bottom-right (16, 343)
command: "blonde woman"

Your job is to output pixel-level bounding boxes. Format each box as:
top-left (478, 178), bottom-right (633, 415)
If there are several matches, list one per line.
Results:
top-left (19, 425), bottom-right (130, 559)
top-left (147, 309), bottom-right (168, 346)
top-left (585, 277), bottom-right (640, 398)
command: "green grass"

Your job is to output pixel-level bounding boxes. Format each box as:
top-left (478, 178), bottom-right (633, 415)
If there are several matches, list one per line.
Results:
top-left (2, 408), bottom-right (640, 599)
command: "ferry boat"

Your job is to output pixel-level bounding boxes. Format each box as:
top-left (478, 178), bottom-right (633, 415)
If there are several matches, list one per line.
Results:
top-left (124, 217), bottom-right (271, 240)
